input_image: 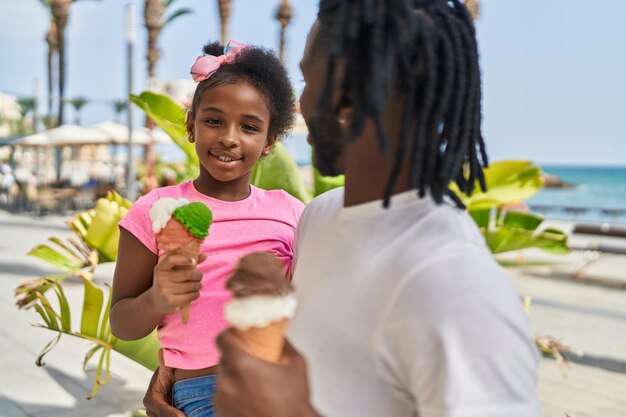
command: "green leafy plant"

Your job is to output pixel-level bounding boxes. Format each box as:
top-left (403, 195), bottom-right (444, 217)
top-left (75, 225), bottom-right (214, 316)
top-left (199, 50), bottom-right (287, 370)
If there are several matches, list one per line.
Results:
top-left (455, 160), bottom-right (568, 254)
top-left (15, 191), bottom-right (130, 308)
top-left (469, 208), bottom-right (568, 254)
top-left (16, 191), bottom-right (159, 398)
top-left (250, 141), bottom-right (312, 203)
top-left (32, 277), bottom-right (158, 399)
top-left (451, 160), bottom-right (544, 210)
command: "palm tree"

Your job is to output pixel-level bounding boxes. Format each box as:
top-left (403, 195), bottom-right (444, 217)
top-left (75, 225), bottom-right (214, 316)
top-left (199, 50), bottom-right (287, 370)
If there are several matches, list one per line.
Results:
top-left (48, 0), bottom-right (72, 126)
top-left (218, 0), bottom-right (231, 45)
top-left (111, 100), bottom-right (127, 123)
top-left (68, 96), bottom-right (88, 125)
top-left (39, 0), bottom-right (98, 126)
top-left (143, 0), bottom-right (192, 192)
top-left (144, 0), bottom-right (193, 82)
top-left (44, 15), bottom-right (58, 125)
top-left (42, 115), bottom-right (58, 130)
top-left (275, 0), bottom-right (293, 64)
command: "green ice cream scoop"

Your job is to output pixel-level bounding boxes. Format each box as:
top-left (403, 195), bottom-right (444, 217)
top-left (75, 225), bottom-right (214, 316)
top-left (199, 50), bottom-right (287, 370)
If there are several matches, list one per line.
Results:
top-left (172, 202), bottom-right (213, 239)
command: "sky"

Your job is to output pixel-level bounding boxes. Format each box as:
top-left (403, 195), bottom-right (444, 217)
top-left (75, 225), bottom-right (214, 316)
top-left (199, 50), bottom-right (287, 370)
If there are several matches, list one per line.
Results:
top-left (1, 0), bottom-right (625, 166)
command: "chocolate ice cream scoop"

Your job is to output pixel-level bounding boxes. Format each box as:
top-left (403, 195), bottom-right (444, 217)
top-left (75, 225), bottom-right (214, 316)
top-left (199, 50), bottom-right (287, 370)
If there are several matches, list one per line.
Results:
top-left (226, 253), bottom-right (292, 298)
top-left (224, 252), bottom-right (297, 363)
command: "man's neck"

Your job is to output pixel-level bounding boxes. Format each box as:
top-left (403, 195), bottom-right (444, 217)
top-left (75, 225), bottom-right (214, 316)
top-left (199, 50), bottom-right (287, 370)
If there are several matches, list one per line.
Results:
top-left (342, 119), bottom-right (412, 208)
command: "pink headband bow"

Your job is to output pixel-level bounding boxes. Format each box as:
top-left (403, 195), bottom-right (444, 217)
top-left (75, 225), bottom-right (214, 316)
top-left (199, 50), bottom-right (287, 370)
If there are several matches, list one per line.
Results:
top-left (190, 40), bottom-right (248, 82)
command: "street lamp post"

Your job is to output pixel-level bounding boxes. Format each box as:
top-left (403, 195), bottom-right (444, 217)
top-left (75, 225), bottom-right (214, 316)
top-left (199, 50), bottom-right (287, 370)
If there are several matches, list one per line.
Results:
top-left (125, 3), bottom-right (136, 201)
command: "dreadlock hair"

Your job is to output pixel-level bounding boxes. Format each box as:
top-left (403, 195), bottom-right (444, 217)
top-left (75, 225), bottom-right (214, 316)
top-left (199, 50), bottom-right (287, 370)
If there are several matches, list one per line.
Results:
top-left (188, 42), bottom-right (295, 140)
top-left (316, 0), bottom-right (488, 207)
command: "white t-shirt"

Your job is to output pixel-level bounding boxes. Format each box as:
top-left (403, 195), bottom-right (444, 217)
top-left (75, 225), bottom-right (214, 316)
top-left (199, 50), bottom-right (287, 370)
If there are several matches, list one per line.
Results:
top-left (288, 187), bottom-right (541, 417)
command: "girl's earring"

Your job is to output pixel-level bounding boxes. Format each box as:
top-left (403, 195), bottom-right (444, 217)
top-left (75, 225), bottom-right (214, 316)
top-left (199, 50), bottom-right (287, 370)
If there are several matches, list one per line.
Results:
top-left (262, 148), bottom-right (270, 156)
top-left (189, 134), bottom-right (195, 143)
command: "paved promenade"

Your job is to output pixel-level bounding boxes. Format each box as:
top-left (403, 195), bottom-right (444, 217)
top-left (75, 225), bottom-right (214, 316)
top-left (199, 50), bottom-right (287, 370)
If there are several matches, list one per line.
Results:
top-left (1, 210), bottom-right (625, 416)
top-left (0, 211), bottom-right (151, 416)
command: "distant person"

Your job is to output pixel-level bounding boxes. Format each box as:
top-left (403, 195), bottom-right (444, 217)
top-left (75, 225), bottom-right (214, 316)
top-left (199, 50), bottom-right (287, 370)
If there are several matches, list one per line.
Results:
top-left (159, 166), bottom-right (178, 187)
top-left (110, 40), bottom-right (304, 417)
top-left (146, 1), bottom-right (541, 416)
top-left (0, 162), bottom-right (16, 204)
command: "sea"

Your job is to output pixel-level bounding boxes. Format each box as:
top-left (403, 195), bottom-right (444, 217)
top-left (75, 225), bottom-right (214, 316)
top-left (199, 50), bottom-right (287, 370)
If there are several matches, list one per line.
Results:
top-left (530, 165), bottom-right (626, 225)
top-left (158, 134), bottom-right (626, 225)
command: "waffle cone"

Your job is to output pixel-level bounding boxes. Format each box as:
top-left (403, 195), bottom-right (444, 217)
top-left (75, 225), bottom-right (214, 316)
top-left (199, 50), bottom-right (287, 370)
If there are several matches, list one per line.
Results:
top-left (231, 319), bottom-right (288, 363)
top-left (169, 241), bottom-right (201, 324)
top-left (156, 219), bottom-right (203, 325)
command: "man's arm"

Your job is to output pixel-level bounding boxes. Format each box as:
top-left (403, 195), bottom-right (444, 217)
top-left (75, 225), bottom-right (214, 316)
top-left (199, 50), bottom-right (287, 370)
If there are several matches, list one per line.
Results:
top-left (215, 329), bottom-right (323, 417)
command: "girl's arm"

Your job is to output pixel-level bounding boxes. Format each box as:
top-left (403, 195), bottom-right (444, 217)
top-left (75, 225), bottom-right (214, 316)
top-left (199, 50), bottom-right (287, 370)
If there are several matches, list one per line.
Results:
top-left (110, 228), bottom-right (202, 340)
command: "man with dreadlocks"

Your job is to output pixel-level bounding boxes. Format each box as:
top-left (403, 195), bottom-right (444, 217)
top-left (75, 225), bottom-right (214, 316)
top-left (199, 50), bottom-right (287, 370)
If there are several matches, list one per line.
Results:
top-left (144, 1), bottom-right (541, 416)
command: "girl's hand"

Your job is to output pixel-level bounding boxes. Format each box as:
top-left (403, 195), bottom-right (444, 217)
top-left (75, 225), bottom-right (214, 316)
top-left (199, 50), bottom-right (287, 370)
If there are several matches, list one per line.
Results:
top-left (148, 254), bottom-right (206, 315)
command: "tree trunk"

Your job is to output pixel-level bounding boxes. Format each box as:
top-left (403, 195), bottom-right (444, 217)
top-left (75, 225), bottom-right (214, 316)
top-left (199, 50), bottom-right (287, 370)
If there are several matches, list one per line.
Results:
top-left (50, 0), bottom-right (71, 126)
top-left (276, 0), bottom-right (292, 64)
top-left (218, 0), bottom-right (231, 45)
top-left (143, 0), bottom-right (165, 193)
top-left (45, 22), bottom-right (58, 126)
top-left (144, 0), bottom-right (164, 80)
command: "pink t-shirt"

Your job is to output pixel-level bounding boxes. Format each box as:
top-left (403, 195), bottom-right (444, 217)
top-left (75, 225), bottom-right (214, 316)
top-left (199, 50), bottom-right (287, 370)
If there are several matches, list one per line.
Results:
top-left (118, 180), bottom-right (304, 369)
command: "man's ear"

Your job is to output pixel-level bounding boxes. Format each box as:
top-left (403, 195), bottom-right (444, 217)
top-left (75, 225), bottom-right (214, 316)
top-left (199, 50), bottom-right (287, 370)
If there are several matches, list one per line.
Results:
top-left (186, 112), bottom-right (195, 142)
top-left (262, 134), bottom-right (277, 156)
top-left (336, 91), bottom-right (353, 127)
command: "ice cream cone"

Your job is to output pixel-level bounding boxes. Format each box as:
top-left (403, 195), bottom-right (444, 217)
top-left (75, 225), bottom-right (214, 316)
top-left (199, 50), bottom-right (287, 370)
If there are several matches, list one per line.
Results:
top-left (224, 253), bottom-right (297, 363)
top-left (231, 318), bottom-right (288, 363)
top-left (150, 198), bottom-right (212, 325)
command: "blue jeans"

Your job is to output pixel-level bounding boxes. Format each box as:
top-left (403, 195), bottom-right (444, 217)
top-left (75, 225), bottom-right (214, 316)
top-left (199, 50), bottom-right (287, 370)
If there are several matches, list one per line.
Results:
top-left (172, 375), bottom-right (217, 417)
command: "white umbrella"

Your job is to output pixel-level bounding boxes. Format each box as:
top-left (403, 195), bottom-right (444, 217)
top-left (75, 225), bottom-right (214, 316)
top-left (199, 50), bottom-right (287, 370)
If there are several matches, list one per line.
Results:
top-left (89, 121), bottom-right (172, 145)
top-left (11, 122), bottom-right (172, 147)
top-left (10, 124), bottom-right (110, 147)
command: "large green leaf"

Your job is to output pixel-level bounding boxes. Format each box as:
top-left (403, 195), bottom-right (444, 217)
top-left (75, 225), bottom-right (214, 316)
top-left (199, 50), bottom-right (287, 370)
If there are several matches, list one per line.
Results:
top-left (28, 244), bottom-right (85, 272)
top-left (15, 274), bottom-right (72, 309)
top-left (130, 92), bottom-right (197, 164)
top-left (313, 168), bottom-right (344, 197)
top-left (113, 332), bottom-right (160, 371)
top-left (470, 208), bottom-right (569, 254)
top-left (84, 194), bottom-right (129, 262)
top-left (30, 279), bottom-right (159, 399)
top-left (451, 160), bottom-right (544, 210)
top-left (250, 143), bottom-right (312, 203)
top-left (81, 277), bottom-right (104, 338)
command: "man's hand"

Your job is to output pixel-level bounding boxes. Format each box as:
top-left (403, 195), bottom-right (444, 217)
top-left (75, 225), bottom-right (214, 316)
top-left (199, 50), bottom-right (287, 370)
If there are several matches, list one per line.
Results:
top-left (215, 329), bottom-right (322, 417)
top-left (144, 349), bottom-right (184, 417)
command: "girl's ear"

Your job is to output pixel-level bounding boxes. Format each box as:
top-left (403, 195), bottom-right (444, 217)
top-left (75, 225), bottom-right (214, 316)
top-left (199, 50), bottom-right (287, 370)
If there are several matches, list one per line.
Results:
top-left (262, 134), bottom-right (277, 156)
top-left (186, 112), bottom-right (195, 143)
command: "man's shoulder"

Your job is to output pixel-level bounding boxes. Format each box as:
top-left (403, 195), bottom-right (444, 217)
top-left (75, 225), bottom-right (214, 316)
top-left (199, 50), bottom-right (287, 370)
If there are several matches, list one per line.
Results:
top-left (309, 186), bottom-right (344, 206)
top-left (302, 187), bottom-right (344, 218)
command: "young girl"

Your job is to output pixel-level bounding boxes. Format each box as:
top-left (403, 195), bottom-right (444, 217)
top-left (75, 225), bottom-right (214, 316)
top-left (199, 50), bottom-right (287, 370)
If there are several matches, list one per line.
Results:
top-left (110, 40), bottom-right (303, 417)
